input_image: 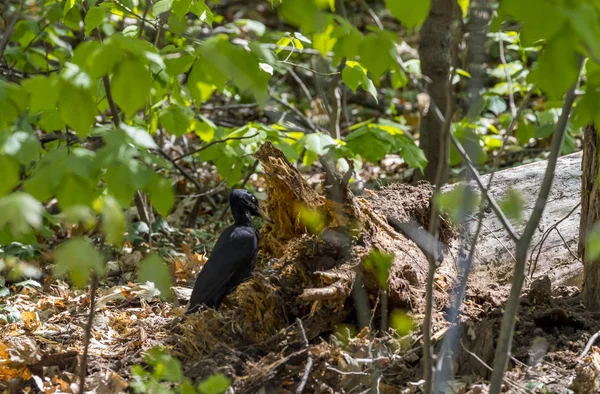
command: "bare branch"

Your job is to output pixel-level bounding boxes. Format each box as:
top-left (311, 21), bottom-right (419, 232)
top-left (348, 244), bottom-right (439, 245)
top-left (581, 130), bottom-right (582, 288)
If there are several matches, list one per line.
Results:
top-left (489, 56), bottom-right (584, 394)
top-left (173, 133), bottom-right (260, 162)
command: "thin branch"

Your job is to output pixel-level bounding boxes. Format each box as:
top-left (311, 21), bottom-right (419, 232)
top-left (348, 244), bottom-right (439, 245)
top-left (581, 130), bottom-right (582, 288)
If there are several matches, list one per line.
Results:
top-left (78, 273), bottom-right (98, 394)
top-left (0, 0), bottom-right (24, 56)
top-left (489, 57), bottom-right (584, 394)
top-left (158, 149), bottom-right (203, 191)
top-left (528, 202), bottom-right (581, 277)
top-left (498, 37), bottom-right (517, 117)
top-left (578, 329), bottom-right (600, 361)
top-left (296, 318), bottom-right (314, 394)
top-left (173, 133), bottom-right (259, 162)
top-left (270, 95), bottom-right (320, 133)
top-left (357, 0), bottom-right (384, 30)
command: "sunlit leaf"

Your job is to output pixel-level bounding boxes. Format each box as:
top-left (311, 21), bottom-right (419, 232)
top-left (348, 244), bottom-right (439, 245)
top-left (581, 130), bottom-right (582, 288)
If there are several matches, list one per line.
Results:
top-left (586, 223), bottom-right (600, 261)
top-left (102, 196), bottom-right (126, 247)
top-left (58, 84), bottom-right (96, 137)
top-left (111, 57), bottom-right (152, 117)
top-left (363, 249), bottom-right (394, 289)
top-left (197, 373), bottom-right (231, 394)
top-left (137, 254), bottom-right (172, 299)
top-left (84, 6), bottom-right (106, 36)
top-left (385, 0), bottom-right (431, 29)
top-left (499, 188), bottom-right (525, 222)
top-left (53, 237), bottom-right (104, 288)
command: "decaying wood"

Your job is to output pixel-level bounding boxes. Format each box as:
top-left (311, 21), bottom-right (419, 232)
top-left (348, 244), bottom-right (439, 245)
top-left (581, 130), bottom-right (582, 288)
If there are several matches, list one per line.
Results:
top-left (177, 142), bottom-right (455, 368)
top-left (445, 151), bottom-right (583, 289)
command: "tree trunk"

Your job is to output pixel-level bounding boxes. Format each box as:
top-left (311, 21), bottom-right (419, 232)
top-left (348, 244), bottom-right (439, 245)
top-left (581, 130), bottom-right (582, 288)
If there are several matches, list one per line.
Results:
top-left (415, 0), bottom-right (455, 185)
top-left (580, 124), bottom-right (600, 310)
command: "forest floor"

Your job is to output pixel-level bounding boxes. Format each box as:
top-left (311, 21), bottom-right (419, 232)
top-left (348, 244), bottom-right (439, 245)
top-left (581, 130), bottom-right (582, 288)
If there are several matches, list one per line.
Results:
top-left (1, 151), bottom-right (598, 394)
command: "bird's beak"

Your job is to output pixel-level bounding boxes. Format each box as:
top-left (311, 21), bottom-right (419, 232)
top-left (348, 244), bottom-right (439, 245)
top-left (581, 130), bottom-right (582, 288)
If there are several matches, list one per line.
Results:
top-left (257, 206), bottom-right (274, 224)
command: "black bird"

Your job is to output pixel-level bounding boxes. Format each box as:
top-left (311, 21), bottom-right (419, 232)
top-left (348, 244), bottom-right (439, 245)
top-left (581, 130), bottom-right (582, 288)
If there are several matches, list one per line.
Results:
top-left (186, 189), bottom-right (270, 313)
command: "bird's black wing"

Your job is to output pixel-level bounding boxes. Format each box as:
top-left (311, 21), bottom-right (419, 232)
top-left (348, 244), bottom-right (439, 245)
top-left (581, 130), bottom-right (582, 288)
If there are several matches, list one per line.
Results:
top-left (187, 225), bottom-right (258, 311)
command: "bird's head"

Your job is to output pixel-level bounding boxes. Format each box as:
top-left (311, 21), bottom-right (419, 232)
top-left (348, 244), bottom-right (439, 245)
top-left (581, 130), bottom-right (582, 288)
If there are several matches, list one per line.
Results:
top-left (230, 189), bottom-right (272, 224)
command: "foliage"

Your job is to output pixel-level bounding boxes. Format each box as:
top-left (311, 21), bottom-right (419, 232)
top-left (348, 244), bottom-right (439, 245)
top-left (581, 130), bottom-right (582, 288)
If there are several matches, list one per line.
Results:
top-left (131, 347), bottom-right (230, 394)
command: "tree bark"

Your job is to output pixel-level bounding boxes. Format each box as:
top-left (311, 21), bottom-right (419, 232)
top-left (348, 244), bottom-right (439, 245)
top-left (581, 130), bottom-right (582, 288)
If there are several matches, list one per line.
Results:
top-left (415, 0), bottom-right (455, 185)
top-left (580, 124), bottom-right (600, 310)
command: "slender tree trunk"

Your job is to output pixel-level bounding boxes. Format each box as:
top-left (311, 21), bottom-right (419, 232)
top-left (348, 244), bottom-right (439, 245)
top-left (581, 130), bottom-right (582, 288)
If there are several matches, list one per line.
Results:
top-left (580, 124), bottom-right (600, 310)
top-left (415, 0), bottom-right (455, 185)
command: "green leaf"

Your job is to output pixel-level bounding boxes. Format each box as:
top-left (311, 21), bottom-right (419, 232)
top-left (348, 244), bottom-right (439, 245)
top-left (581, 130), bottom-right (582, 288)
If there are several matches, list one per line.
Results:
top-left (63, 0), bottom-right (76, 17)
top-left (58, 84), bottom-right (96, 137)
top-left (121, 124), bottom-right (158, 149)
top-left (159, 105), bottom-right (193, 137)
top-left (516, 122), bottom-right (535, 144)
top-left (190, 0), bottom-right (214, 27)
top-left (23, 75), bottom-right (61, 113)
top-left (56, 174), bottom-right (97, 209)
top-left (363, 249), bottom-right (394, 289)
top-left (586, 223), bottom-right (600, 261)
top-left (396, 134), bottom-right (428, 173)
top-left (111, 57), bottom-right (152, 118)
top-left (486, 95), bottom-right (507, 115)
top-left (0, 156), bottom-right (20, 197)
top-left (313, 24), bottom-right (336, 56)
top-left (165, 53), bottom-right (195, 77)
top-left (435, 186), bottom-right (479, 225)
top-left (172, 0), bottom-right (192, 17)
top-left (199, 35), bottom-right (271, 105)
top-left (390, 309), bottom-right (414, 336)
top-left (535, 124), bottom-right (555, 139)
top-left (457, 0), bottom-right (469, 17)
top-left (534, 26), bottom-right (581, 100)
top-left (342, 63), bottom-right (364, 93)
top-left (385, 0), bottom-right (431, 29)
top-left (148, 174), bottom-right (174, 217)
top-left (0, 193), bottom-right (44, 235)
top-left (358, 32), bottom-right (397, 81)
top-left (197, 373), bottom-right (231, 394)
top-left (499, 188), bottom-right (525, 222)
top-left (152, 0), bottom-right (173, 15)
top-left (278, 0), bottom-right (328, 34)
top-left (84, 6), bottom-right (106, 36)
top-left (168, 13), bottom-right (187, 34)
top-left (53, 237), bottom-right (104, 288)
top-left (3, 131), bottom-right (42, 164)
top-left (449, 126), bottom-right (487, 166)
top-left (102, 196), bottom-right (125, 247)
top-left (342, 61), bottom-right (378, 101)
top-left (187, 59), bottom-right (221, 104)
top-left (105, 165), bottom-right (137, 206)
top-left (137, 254), bottom-right (172, 299)
top-left (498, 0), bottom-right (567, 46)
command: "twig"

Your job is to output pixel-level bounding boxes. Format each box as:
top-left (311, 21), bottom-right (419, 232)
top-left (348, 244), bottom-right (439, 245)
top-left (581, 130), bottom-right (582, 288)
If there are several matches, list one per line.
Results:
top-left (578, 329), bottom-right (600, 361)
top-left (296, 318), bottom-right (313, 394)
top-left (173, 133), bottom-right (259, 162)
top-left (158, 149), bottom-right (203, 191)
top-left (138, 0), bottom-right (152, 39)
top-left (0, 0), bottom-right (24, 56)
top-left (270, 95), bottom-right (320, 133)
top-left (78, 273), bottom-right (98, 394)
top-left (460, 341), bottom-right (526, 394)
top-left (287, 66), bottom-right (313, 104)
top-left (241, 159), bottom-right (259, 188)
top-left (357, 0), bottom-right (384, 30)
top-left (498, 37), bottom-right (516, 117)
top-left (528, 203), bottom-right (581, 277)
top-left (489, 56), bottom-right (584, 394)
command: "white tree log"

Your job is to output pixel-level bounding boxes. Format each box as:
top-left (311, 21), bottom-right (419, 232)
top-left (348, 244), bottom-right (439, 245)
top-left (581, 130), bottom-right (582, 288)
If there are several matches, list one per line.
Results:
top-left (445, 152), bottom-right (583, 288)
